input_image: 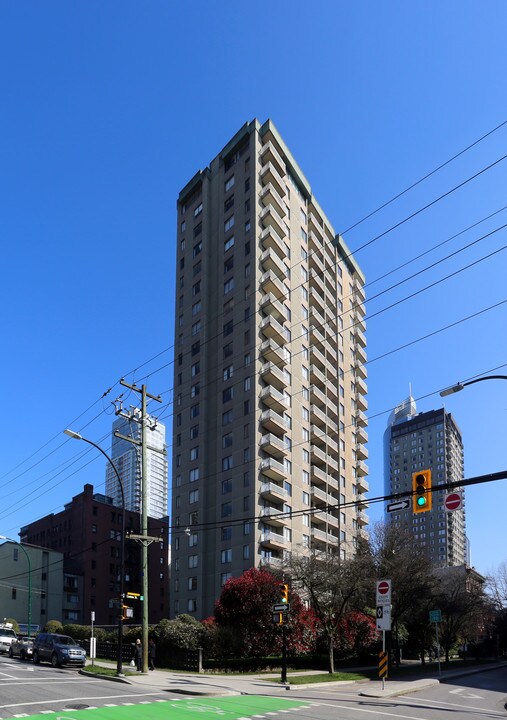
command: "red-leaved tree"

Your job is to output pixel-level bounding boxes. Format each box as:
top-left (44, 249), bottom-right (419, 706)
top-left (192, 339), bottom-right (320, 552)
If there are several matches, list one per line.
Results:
top-left (213, 568), bottom-right (317, 657)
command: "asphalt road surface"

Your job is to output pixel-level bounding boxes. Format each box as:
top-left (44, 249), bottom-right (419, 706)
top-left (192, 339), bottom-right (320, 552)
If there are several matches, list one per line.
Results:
top-left (0, 654), bottom-right (505, 720)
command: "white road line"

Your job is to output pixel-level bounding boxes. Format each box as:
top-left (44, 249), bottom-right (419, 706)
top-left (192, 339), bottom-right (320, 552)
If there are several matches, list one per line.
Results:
top-left (313, 700), bottom-right (436, 720)
top-left (391, 694), bottom-right (506, 715)
top-left (0, 691), bottom-right (166, 711)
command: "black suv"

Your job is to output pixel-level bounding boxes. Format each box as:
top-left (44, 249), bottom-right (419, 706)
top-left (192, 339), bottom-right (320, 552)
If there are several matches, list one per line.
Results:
top-left (32, 633), bottom-right (86, 668)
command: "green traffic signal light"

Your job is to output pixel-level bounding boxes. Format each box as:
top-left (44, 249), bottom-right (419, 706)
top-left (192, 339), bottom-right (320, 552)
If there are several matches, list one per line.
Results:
top-left (416, 496), bottom-right (427, 507)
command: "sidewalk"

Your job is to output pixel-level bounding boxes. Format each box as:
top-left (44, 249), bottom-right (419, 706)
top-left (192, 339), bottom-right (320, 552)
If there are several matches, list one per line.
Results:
top-left (86, 659), bottom-right (507, 699)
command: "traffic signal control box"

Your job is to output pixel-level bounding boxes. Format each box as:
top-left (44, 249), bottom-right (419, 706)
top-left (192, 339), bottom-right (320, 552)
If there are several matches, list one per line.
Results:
top-left (412, 469), bottom-right (432, 513)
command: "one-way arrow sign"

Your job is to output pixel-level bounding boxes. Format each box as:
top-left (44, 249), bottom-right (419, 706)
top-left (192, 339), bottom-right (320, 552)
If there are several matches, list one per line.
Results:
top-left (386, 499), bottom-right (411, 513)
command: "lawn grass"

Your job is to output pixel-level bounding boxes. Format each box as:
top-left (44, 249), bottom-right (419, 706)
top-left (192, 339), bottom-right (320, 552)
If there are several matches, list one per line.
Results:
top-left (84, 664), bottom-right (135, 677)
top-left (287, 671), bottom-right (371, 684)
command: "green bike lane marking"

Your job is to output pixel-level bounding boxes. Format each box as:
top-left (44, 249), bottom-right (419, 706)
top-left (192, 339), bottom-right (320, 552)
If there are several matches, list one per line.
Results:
top-left (17, 695), bottom-right (311, 720)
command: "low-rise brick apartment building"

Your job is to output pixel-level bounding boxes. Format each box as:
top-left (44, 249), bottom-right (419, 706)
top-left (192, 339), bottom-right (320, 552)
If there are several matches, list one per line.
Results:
top-left (20, 484), bottom-right (169, 626)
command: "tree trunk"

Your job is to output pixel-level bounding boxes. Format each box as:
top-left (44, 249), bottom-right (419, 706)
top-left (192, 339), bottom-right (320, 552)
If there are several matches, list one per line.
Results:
top-left (328, 635), bottom-right (335, 674)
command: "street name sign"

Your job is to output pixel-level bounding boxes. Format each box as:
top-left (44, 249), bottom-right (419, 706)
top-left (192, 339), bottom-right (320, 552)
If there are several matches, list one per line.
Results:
top-left (429, 609), bottom-right (442, 623)
top-left (376, 604), bottom-right (392, 631)
top-left (386, 499), bottom-right (410, 513)
top-left (376, 579), bottom-right (392, 605)
top-left (444, 492), bottom-right (463, 512)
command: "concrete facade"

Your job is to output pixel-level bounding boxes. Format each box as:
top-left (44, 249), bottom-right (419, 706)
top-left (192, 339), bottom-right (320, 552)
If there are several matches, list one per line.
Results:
top-left (171, 119), bottom-right (368, 618)
top-left (384, 398), bottom-right (467, 567)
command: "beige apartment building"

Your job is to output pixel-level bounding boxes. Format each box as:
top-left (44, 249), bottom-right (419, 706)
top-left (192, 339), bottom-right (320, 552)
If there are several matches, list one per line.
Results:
top-left (171, 119), bottom-right (368, 619)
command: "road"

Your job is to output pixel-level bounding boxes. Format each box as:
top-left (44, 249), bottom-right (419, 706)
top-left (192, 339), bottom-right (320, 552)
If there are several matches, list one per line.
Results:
top-left (0, 654), bottom-right (505, 720)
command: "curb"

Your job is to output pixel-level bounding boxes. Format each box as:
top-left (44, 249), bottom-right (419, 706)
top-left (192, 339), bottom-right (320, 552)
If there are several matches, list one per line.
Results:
top-left (79, 669), bottom-right (133, 684)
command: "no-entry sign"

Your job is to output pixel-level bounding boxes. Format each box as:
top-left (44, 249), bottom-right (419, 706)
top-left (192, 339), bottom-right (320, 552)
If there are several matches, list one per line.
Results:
top-left (444, 491), bottom-right (463, 512)
top-left (376, 579), bottom-right (391, 605)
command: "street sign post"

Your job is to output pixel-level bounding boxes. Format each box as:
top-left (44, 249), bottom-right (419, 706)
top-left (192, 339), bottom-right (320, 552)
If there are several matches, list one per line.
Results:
top-left (376, 579), bottom-right (392, 605)
top-left (386, 499), bottom-right (410, 513)
top-left (444, 492), bottom-right (463, 512)
top-left (429, 609), bottom-right (441, 623)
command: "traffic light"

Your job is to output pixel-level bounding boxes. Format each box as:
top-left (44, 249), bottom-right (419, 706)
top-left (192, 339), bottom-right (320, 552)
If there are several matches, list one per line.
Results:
top-left (280, 583), bottom-right (289, 604)
top-left (412, 469), bottom-right (432, 513)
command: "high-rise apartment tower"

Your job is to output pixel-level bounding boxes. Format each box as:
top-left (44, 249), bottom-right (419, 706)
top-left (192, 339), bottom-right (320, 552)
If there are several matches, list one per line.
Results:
top-left (106, 413), bottom-right (168, 519)
top-left (171, 119), bottom-right (368, 618)
top-left (384, 396), bottom-right (467, 567)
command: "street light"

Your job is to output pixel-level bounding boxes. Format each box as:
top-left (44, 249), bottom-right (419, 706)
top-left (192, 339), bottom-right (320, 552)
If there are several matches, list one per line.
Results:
top-left (440, 375), bottom-right (507, 397)
top-left (0, 536), bottom-right (31, 637)
top-left (64, 429), bottom-right (126, 676)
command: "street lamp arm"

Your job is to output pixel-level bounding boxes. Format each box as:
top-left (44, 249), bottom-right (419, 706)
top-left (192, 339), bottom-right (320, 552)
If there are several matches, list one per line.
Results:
top-left (440, 375), bottom-right (507, 397)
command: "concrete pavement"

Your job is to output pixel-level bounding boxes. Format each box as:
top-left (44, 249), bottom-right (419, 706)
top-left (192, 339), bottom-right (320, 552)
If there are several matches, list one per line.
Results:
top-left (85, 659), bottom-right (507, 699)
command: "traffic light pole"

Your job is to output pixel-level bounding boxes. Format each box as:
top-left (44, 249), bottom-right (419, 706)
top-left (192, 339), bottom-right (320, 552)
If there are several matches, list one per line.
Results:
top-left (281, 625), bottom-right (287, 685)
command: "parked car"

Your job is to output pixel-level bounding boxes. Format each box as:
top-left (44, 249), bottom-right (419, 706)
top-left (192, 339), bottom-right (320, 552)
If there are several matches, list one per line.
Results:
top-left (0, 624), bottom-right (17, 654)
top-left (9, 636), bottom-right (33, 660)
top-left (32, 633), bottom-right (86, 668)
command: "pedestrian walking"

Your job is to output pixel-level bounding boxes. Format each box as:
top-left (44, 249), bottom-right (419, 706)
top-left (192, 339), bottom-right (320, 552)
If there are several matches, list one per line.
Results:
top-left (148, 639), bottom-right (156, 670)
top-left (134, 638), bottom-right (142, 671)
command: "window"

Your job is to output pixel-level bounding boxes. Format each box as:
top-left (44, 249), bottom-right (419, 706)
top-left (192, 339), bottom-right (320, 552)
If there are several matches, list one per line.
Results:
top-left (225, 175), bottom-right (235, 191)
top-left (224, 216), bottom-right (235, 232)
top-left (224, 342), bottom-right (233, 358)
top-left (221, 502), bottom-right (232, 518)
top-left (224, 195), bottom-right (234, 212)
top-left (188, 576), bottom-right (197, 590)
top-left (224, 256), bottom-right (234, 273)
top-left (191, 340), bottom-right (200, 356)
top-left (222, 478), bottom-right (232, 494)
top-left (193, 241), bottom-right (202, 257)
top-left (194, 202), bottom-right (203, 217)
top-left (190, 404), bottom-right (200, 418)
top-left (192, 280), bottom-right (201, 296)
top-left (224, 236), bottom-right (235, 252)
top-left (222, 387), bottom-right (233, 403)
top-left (188, 555), bottom-right (198, 568)
top-left (223, 364), bottom-right (234, 381)
top-left (222, 409), bottom-right (233, 425)
top-left (191, 361), bottom-right (200, 376)
top-left (189, 489), bottom-right (199, 504)
top-left (191, 382), bottom-right (200, 398)
top-left (244, 377), bottom-right (251, 391)
top-left (222, 455), bottom-right (233, 470)
top-left (190, 447), bottom-right (199, 461)
top-left (222, 432), bottom-right (233, 448)
top-left (190, 425), bottom-right (199, 439)
top-left (245, 220), bottom-right (251, 233)
top-left (223, 319), bottom-right (233, 336)
top-left (243, 545), bottom-right (250, 560)
top-left (192, 301), bottom-right (201, 316)
top-left (193, 261), bottom-right (201, 277)
top-left (245, 240), bottom-right (250, 255)
top-left (221, 549), bottom-right (232, 563)
top-left (181, 220), bottom-right (186, 233)
top-left (245, 177), bottom-right (250, 191)
top-left (221, 572), bottom-right (232, 586)
top-left (193, 222), bottom-right (202, 237)
top-left (221, 526), bottom-right (232, 541)
top-left (244, 400), bottom-right (251, 414)
top-left (302, 469), bottom-right (309, 485)
top-left (224, 278), bottom-right (235, 294)
top-left (302, 492), bottom-right (310, 505)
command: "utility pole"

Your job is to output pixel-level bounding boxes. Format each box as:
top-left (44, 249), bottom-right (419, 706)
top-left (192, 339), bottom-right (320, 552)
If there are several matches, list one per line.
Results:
top-left (116, 379), bottom-right (165, 673)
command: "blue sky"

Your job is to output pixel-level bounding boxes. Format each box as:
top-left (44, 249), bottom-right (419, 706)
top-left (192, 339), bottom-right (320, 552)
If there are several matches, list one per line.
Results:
top-left (1, 1), bottom-right (506, 579)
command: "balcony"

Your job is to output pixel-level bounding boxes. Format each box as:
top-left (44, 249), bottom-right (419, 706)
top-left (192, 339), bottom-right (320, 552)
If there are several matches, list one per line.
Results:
top-left (260, 141), bottom-right (286, 179)
top-left (260, 270), bottom-right (287, 302)
top-left (260, 506), bottom-right (288, 527)
top-left (357, 495), bottom-right (369, 510)
top-left (309, 247), bottom-right (324, 274)
top-left (260, 182), bottom-right (286, 218)
top-left (353, 278), bottom-right (366, 303)
top-left (353, 311), bottom-right (366, 333)
top-left (310, 424), bottom-right (326, 449)
top-left (354, 298), bottom-right (366, 318)
top-left (311, 464), bottom-right (327, 487)
top-left (260, 247), bottom-right (289, 279)
top-left (356, 443), bottom-right (368, 461)
top-left (310, 363), bottom-right (326, 389)
top-left (260, 432), bottom-right (288, 459)
top-left (310, 403), bottom-right (327, 428)
top-left (355, 343), bottom-right (367, 366)
top-left (260, 204), bottom-right (286, 240)
top-left (260, 530), bottom-right (288, 550)
top-left (260, 481), bottom-right (288, 502)
top-left (357, 510), bottom-right (369, 526)
top-left (309, 305), bottom-right (326, 330)
top-left (260, 457), bottom-right (287, 481)
top-left (310, 343), bottom-right (327, 369)
top-left (311, 526), bottom-right (338, 545)
top-left (260, 361), bottom-right (288, 391)
top-left (359, 527), bottom-right (370, 541)
top-left (353, 325), bottom-right (367, 348)
top-left (312, 509), bottom-right (338, 527)
top-left (309, 267), bottom-right (325, 295)
top-left (355, 363), bottom-right (367, 380)
top-left (356, 426), bottom-right (368, 445)
top-left (308, 211), bottom-right (323, 236)
top-left (260, 292), bottom-right (288, 324)
top-left (311, 444), bottom-right (327, 467)
top-left (356, 392), bottom-right (368, 412)
top-left (311, 485), bottom-right (337, 506)
top-left (356, 376), bottom-right (367, 397)
top-left (356, 460), bottom-right (368, 477)
top-left (260, 408), bottom-right (287, 434)
top-left (309, 286), bottom-right (326, 315)
top-left (260, 384), bottom-right (288, 413)
top-left (356, 475), bottom-right (369, 494)
top-left (310, 324), bottom-right (326, 347)
top-left (310, 383), bottom-right (327, 407)
top-left (260, 161), bottom-right (285, 197)
top-left (260, 314), bottom-right (290, 346)
top-left (260, 338), bottom-right (289, 367)
top-left (356, 410), bottom-right (368, 427)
